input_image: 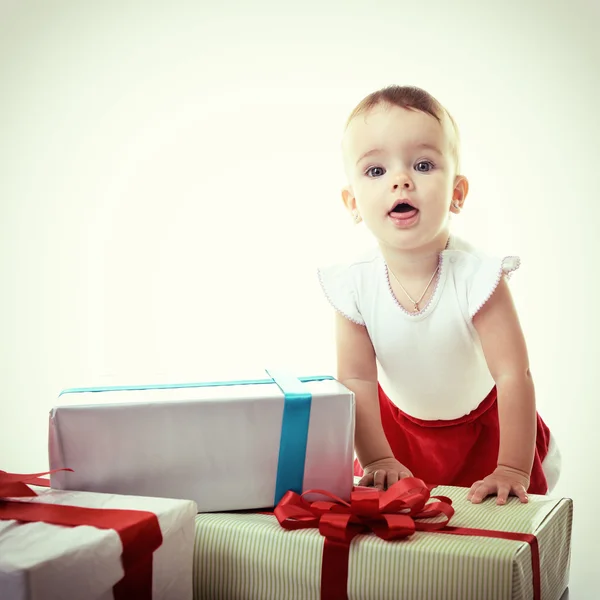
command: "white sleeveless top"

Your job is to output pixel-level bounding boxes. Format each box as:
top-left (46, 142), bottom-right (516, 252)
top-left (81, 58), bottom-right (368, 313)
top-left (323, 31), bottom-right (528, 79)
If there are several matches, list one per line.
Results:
top-left (317, 236), bottom-right (520, 421)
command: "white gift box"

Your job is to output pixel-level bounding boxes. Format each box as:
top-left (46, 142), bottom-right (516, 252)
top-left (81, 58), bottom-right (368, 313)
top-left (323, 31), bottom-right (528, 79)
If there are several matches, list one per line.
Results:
top-left (0, 486), bottom-right (197, 600)
top-left (48, 372), bottom-right (355, 511)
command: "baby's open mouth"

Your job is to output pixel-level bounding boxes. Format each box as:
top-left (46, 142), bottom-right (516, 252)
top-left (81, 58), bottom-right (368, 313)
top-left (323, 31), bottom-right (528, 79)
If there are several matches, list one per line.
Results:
top-left (389, 201), bottom-right (419, 221)
top-left (390, 203), bottom-right (417, 214)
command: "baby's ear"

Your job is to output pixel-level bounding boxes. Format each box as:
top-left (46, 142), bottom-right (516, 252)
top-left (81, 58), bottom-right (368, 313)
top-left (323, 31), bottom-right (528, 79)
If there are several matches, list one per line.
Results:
top-left (342, 187), bottom-right (362, 224)
top-left (341, 186), bottom-right (356, 213)
top-left (451, 175), bottom-right (469, 212)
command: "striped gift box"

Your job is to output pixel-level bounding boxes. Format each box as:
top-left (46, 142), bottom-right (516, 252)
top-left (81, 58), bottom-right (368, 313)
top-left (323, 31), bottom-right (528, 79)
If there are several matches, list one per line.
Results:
top-left (192, 484), bottom-right (572, 600)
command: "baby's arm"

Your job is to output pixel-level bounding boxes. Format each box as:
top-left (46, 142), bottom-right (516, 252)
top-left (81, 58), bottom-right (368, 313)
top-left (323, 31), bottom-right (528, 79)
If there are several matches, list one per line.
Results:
top-left (469, 277), bottom-right (536, 504)
top-left (335, 312), bottom-right (412, 489)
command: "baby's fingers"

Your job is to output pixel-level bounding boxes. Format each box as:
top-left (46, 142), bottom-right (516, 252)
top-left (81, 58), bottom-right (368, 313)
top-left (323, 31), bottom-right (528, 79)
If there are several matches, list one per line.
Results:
top-left (468, 481), bottom-right (492, 504)
top-left (386, 470), bottom-right (399, 488)
top-left (466, 480), bottom-right (483, 502)
top-left (512, 484), bottom-right (529, 504)
top-left (358, 472), bottom-right (374, 487)
top-left (495, 484), bottom-right (511, 505)
top-left (373, 469), bottom-right (387, 490)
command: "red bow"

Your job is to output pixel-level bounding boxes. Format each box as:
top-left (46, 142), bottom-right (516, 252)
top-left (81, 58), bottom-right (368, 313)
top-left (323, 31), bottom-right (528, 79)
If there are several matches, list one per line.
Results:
top-left (275, 477), bottom-right (454, 600)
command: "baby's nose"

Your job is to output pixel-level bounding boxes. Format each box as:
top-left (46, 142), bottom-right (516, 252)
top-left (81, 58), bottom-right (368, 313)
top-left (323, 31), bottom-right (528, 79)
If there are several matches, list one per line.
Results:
top-left (393, 181), bottom-right (412, 189)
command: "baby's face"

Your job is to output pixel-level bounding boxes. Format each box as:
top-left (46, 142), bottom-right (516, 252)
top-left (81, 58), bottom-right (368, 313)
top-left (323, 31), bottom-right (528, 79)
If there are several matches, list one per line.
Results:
top-left (342, 103), bottom-right (463, 251)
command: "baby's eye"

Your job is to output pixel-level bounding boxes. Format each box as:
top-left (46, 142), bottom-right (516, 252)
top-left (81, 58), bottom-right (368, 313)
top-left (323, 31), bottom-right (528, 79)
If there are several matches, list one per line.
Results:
top-left (365, 166), bottom-right (386, 178)
top-left (415, 161), bottom-right (434, 172)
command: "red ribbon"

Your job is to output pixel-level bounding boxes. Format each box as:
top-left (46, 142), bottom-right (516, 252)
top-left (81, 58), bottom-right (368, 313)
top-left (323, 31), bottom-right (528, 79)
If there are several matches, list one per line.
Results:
top-left (0, 469), bottom-right (163, 600)
top-left (274, 477), bottom-right (540, 600)
top-left (0, 468), bottom-right (66, 495)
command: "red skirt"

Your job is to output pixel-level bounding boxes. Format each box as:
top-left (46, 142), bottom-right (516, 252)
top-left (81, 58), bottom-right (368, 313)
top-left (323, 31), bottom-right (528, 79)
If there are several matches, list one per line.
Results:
top-left (354, 385), bottom-right (551, 494)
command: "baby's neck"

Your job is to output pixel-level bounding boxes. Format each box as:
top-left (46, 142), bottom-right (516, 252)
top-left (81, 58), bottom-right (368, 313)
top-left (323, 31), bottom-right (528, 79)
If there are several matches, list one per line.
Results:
top-left (380, 233), bottom-right (449, 280)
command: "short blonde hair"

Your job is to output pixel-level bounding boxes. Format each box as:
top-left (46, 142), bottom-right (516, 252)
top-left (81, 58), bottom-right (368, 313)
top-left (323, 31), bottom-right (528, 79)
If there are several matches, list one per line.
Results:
top-left (345, 85), bottom-right (461, 171)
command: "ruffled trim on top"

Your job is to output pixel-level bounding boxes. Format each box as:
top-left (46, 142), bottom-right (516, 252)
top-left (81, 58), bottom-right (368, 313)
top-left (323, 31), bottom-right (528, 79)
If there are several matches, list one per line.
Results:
top-left (317, 265), bottom-right (365, 326)
top-left (470, 255), bottom-right (521, 319)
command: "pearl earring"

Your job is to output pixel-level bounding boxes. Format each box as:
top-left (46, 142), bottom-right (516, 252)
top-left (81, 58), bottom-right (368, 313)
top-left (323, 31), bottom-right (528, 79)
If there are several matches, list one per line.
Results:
top-left (352, 210), bottom-right (361, 223)
top-left (453, 201), bottom-right (460, 209)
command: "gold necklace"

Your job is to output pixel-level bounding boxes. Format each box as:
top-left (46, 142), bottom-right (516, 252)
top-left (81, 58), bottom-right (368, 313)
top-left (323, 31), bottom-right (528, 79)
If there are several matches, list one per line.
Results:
top-left (388, 263), bottom-right (440, 312)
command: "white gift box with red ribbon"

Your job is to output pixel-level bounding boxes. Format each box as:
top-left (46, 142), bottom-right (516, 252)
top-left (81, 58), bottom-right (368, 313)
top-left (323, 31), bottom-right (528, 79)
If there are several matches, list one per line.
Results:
top-left (0, 473), bottom-right (197, 600)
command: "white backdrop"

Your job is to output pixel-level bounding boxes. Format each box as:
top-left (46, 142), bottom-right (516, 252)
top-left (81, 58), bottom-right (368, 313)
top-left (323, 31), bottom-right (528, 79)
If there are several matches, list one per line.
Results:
top-left (1, 0), bottom-right (598, 595)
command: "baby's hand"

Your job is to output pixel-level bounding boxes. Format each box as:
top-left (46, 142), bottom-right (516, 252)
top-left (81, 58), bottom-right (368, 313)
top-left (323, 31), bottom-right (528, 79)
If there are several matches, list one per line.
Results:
top-left (358, 457), bottom-right (413, 490)
top-left (467, 465), bottom-right (530, 505)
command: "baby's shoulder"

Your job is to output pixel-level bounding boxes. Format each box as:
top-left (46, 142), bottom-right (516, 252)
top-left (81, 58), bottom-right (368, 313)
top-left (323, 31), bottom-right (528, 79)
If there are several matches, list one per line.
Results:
top-left (316, 247), bottom-right (382, 326)
top-left (444, 237), bottom-right (487, 278)
top-left (445, 236), bottom-right (521, 319)
top-left (445, 235), bottom-right (520, 274)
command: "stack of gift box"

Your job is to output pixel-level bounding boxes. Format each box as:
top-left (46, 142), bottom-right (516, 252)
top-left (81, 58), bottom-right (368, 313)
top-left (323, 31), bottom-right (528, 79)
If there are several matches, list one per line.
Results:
top-left (1, 369), bottom-right (572, 599)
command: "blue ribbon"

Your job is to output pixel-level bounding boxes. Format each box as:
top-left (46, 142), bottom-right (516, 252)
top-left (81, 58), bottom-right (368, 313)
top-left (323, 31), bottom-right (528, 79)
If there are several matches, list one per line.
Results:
top-left (265, 369), bottom-right (314, 504)
top-left (60, 374), bottom-right (332, 395)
